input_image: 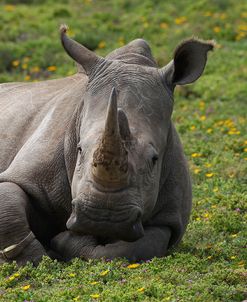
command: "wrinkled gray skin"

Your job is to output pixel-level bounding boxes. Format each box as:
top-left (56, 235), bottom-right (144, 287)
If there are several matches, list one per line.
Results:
top-left (0, 27), bottom-right (214, 265)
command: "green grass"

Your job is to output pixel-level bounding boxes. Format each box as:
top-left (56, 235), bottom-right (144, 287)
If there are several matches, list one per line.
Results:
top-left (0, 0), bottom-right (246, 301)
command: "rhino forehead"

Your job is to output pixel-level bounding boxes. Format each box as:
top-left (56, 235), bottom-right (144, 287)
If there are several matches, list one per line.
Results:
top-left (86, 62), bottom-right (172, 121)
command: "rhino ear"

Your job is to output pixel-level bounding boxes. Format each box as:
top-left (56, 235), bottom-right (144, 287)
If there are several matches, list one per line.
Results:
top-left (160, 38), bottom-right (214, 87)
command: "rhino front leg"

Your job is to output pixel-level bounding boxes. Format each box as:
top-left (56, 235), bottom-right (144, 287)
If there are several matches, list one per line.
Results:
top-left (0, 182), bottom-right (47, 265)
top-left (91, 226), bottom-right (171, 262)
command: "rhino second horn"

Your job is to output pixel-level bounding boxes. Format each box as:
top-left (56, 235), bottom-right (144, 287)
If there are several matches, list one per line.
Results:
top-left (60, 24), bottom-right (103, 75)
top-left (92, 88), bottom-right (128, 189)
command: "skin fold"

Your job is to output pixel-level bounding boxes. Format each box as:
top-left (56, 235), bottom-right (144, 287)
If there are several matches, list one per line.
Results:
top-left (0, 28), bottom-right (213, 265)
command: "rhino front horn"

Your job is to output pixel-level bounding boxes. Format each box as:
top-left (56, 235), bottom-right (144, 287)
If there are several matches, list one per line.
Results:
top-left (92, 88), bottom-right (129, 189)
top-left (60, 24), bottom-right (104, 75)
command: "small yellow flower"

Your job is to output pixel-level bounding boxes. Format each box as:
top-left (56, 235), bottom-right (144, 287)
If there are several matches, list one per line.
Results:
top-left (238, 24), bottom-right (247, 31)
top-left (73, 296), bottom-right (80, 301)
top-left (213, 187), bottom-right (218, 192)
top-left (240, 12), bottom-right (247, 18)
top-left (230, 256), bottom-right (236, 260)
top-left (213, 26), bottom-right (221, 33)
top-left (244, 140), bottom-right (247, 145)
top-left (190, 125), bottom-right (196, 131)
top-left (90, 281), bottom-right (99, 285)
top-left (206, 173), bottom-right (214, 178)
top-left (206, 128), bottom-right (213, 133)
top-left (8, 276), bottom-right (15, 281)
top-left (204, 213), bottom-right (209, 218)
top-left (191, 153), bottom-right (202, 158)
top-left (160, 22), bottom-right (168, 29)
top-left (219, 13), bottom-right (227, 20)
top-left (24, 75), bottom-right (31, 81)
top-left (127, 263), bottom-right (140, 269)
top-left (194, 168), bottom-right (201, 174)
top-left (175, 16), bottom-right (187, 25)
top-left (231, 234), bottom-right (238, 238)
top-left (69, 273), bottom-right (76, 277)
top-left (22, 63), bottom-right (28, 70)
top-left (199, 100), bottom-right (205, 108)
top-left (90, 294), bottom-right (100, 299)
top-left (99, 270), bottom-right (109, 276)
top-left (204, 11), bottom-right (213, 17)
top-left (4, 5), bottom-right (15, 12)
top-left (98, 41), bottom-right (106, 49)
top-left (211, 205), bottom-right (217, 208)
top-left (207, 256), bottom-right (212, 259)
top-left (12, 60), bottom-right (20, 67)
top-left (205, 163), bottom-right (212, 168)
top-left (47, 66), bottom-right (57, 72)
top-left (196, 217), bottom-right (200, 221)
top-left (22, 284), bottom-right (31, 291)
top-left (137, 287), bottom-right (145, 292)
top-left (238, 260), bottom-right (245, 267)
top-left (200, 115), bottom-right (206, 121)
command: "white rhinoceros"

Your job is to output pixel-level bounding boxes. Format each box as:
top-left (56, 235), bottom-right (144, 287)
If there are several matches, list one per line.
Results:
top-left (0, 25), bottom-right (214, 265)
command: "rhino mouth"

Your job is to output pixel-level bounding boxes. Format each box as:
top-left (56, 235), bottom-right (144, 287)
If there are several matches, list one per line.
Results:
top-left (66, 201), bottom-right (144, 242)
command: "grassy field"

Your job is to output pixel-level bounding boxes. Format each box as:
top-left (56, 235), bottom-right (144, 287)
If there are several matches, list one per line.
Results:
top-left (0, 0), bottom-right (246, 301)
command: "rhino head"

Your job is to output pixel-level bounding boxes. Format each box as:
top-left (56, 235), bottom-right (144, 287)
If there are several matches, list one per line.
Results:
top-left (61, 25), bottom-right (213, 242)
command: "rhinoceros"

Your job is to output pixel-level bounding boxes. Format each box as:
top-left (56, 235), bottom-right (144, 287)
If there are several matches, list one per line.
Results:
top-left (0, 25), bottom-right (214, 265)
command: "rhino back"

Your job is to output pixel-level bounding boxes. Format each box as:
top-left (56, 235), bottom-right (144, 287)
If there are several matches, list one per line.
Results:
top-left (0, 74), bottom-right (86, 173)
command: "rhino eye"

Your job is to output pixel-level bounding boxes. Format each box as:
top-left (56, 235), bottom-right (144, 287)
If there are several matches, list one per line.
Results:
top-left (152, 154), bottom-right (159, 165)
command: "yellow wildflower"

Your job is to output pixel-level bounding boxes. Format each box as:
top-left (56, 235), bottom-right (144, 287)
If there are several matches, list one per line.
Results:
top-left (236, 32), bottom-right (246, 41)
top-left (194, 168), bottom-right (201, 174)
top-left (211, 205), bottom-right (217, 208)
top-left (213, 187), bottom-right (218, 192)
top-left (240, 12), bottom-right (247, 18)
top-left (22, 285), bottom-right (31, 291)
top-left (14, 273), bottom-right (20, 277)
top-left (238, 24), bottom-right (247, 31)
top-left (69, 273), bottom-right (76, 277)
top-left (231, 234), bottom-right (238, 238)
top-left (98, 41), bottom-right (106, 49)
top-left (196, 217), bottom-right (200, 221)
top-left (238, 260), bottom-right (245, 267)
top-left (99, 270), bottom-right (109, 276)
top-left (206, 128), bottom-right (213, 133)
top-left (200, 115), bottom-right (206, 121)
top-left (213, 26), bottom-right (221, 33)
top-left (118, 37), bottom-right (125, 47)
top-left (244, 148), bottom-right (247, 152)
top-left (228, 129), bottom-right (240, 135)
top-left (73, 296), bottom-right (80, 301)
top-left (230, 256), bottom-right (236, 260)
top-left (90, 294), bottom-right (100, 299)
top-left (204, 11), bottom-right (213, 17)
top-left (90, 281), bottom-right (99, 285)
top-left (190, 125), bottom-right (196, 131)
top-left (4, 5), bottom-right (15, 12)
top-left (206, 173), bottom-right (214, 178)
top-left (204, 213), bottom-right (209, 219)
top-left (8, 276), bottom-right (15, 281)
top-left (22, 63), bottom-right (28, 70)
top-left (244, 140), bottom-right (247, 145)
top-left (205, 163), bottom-right (212, 168)
top-left (47, 66), bottom-right (57, 71)
top-left (160, 22), bottom-right (168, 29)
top-left (175, 16), bottom-right (187, 25)
top-left (12, 60), bottom-right (20, 67)
top-left (24, 75), bottom-right (31, 81)
top-left (191, 153), bottom-right (202, 158)
top-left (137, 287), bottom-right (145, 292)
top-left (219, 13), bottom-right (227, 20)
top-left (127, 263), bottom-right (140, 269)
top-left (207, 256), bottom-right (212, 259)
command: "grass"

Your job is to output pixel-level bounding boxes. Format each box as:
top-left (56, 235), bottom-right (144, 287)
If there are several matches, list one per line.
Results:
top-left (0, 0), bottom-right (246, 301)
